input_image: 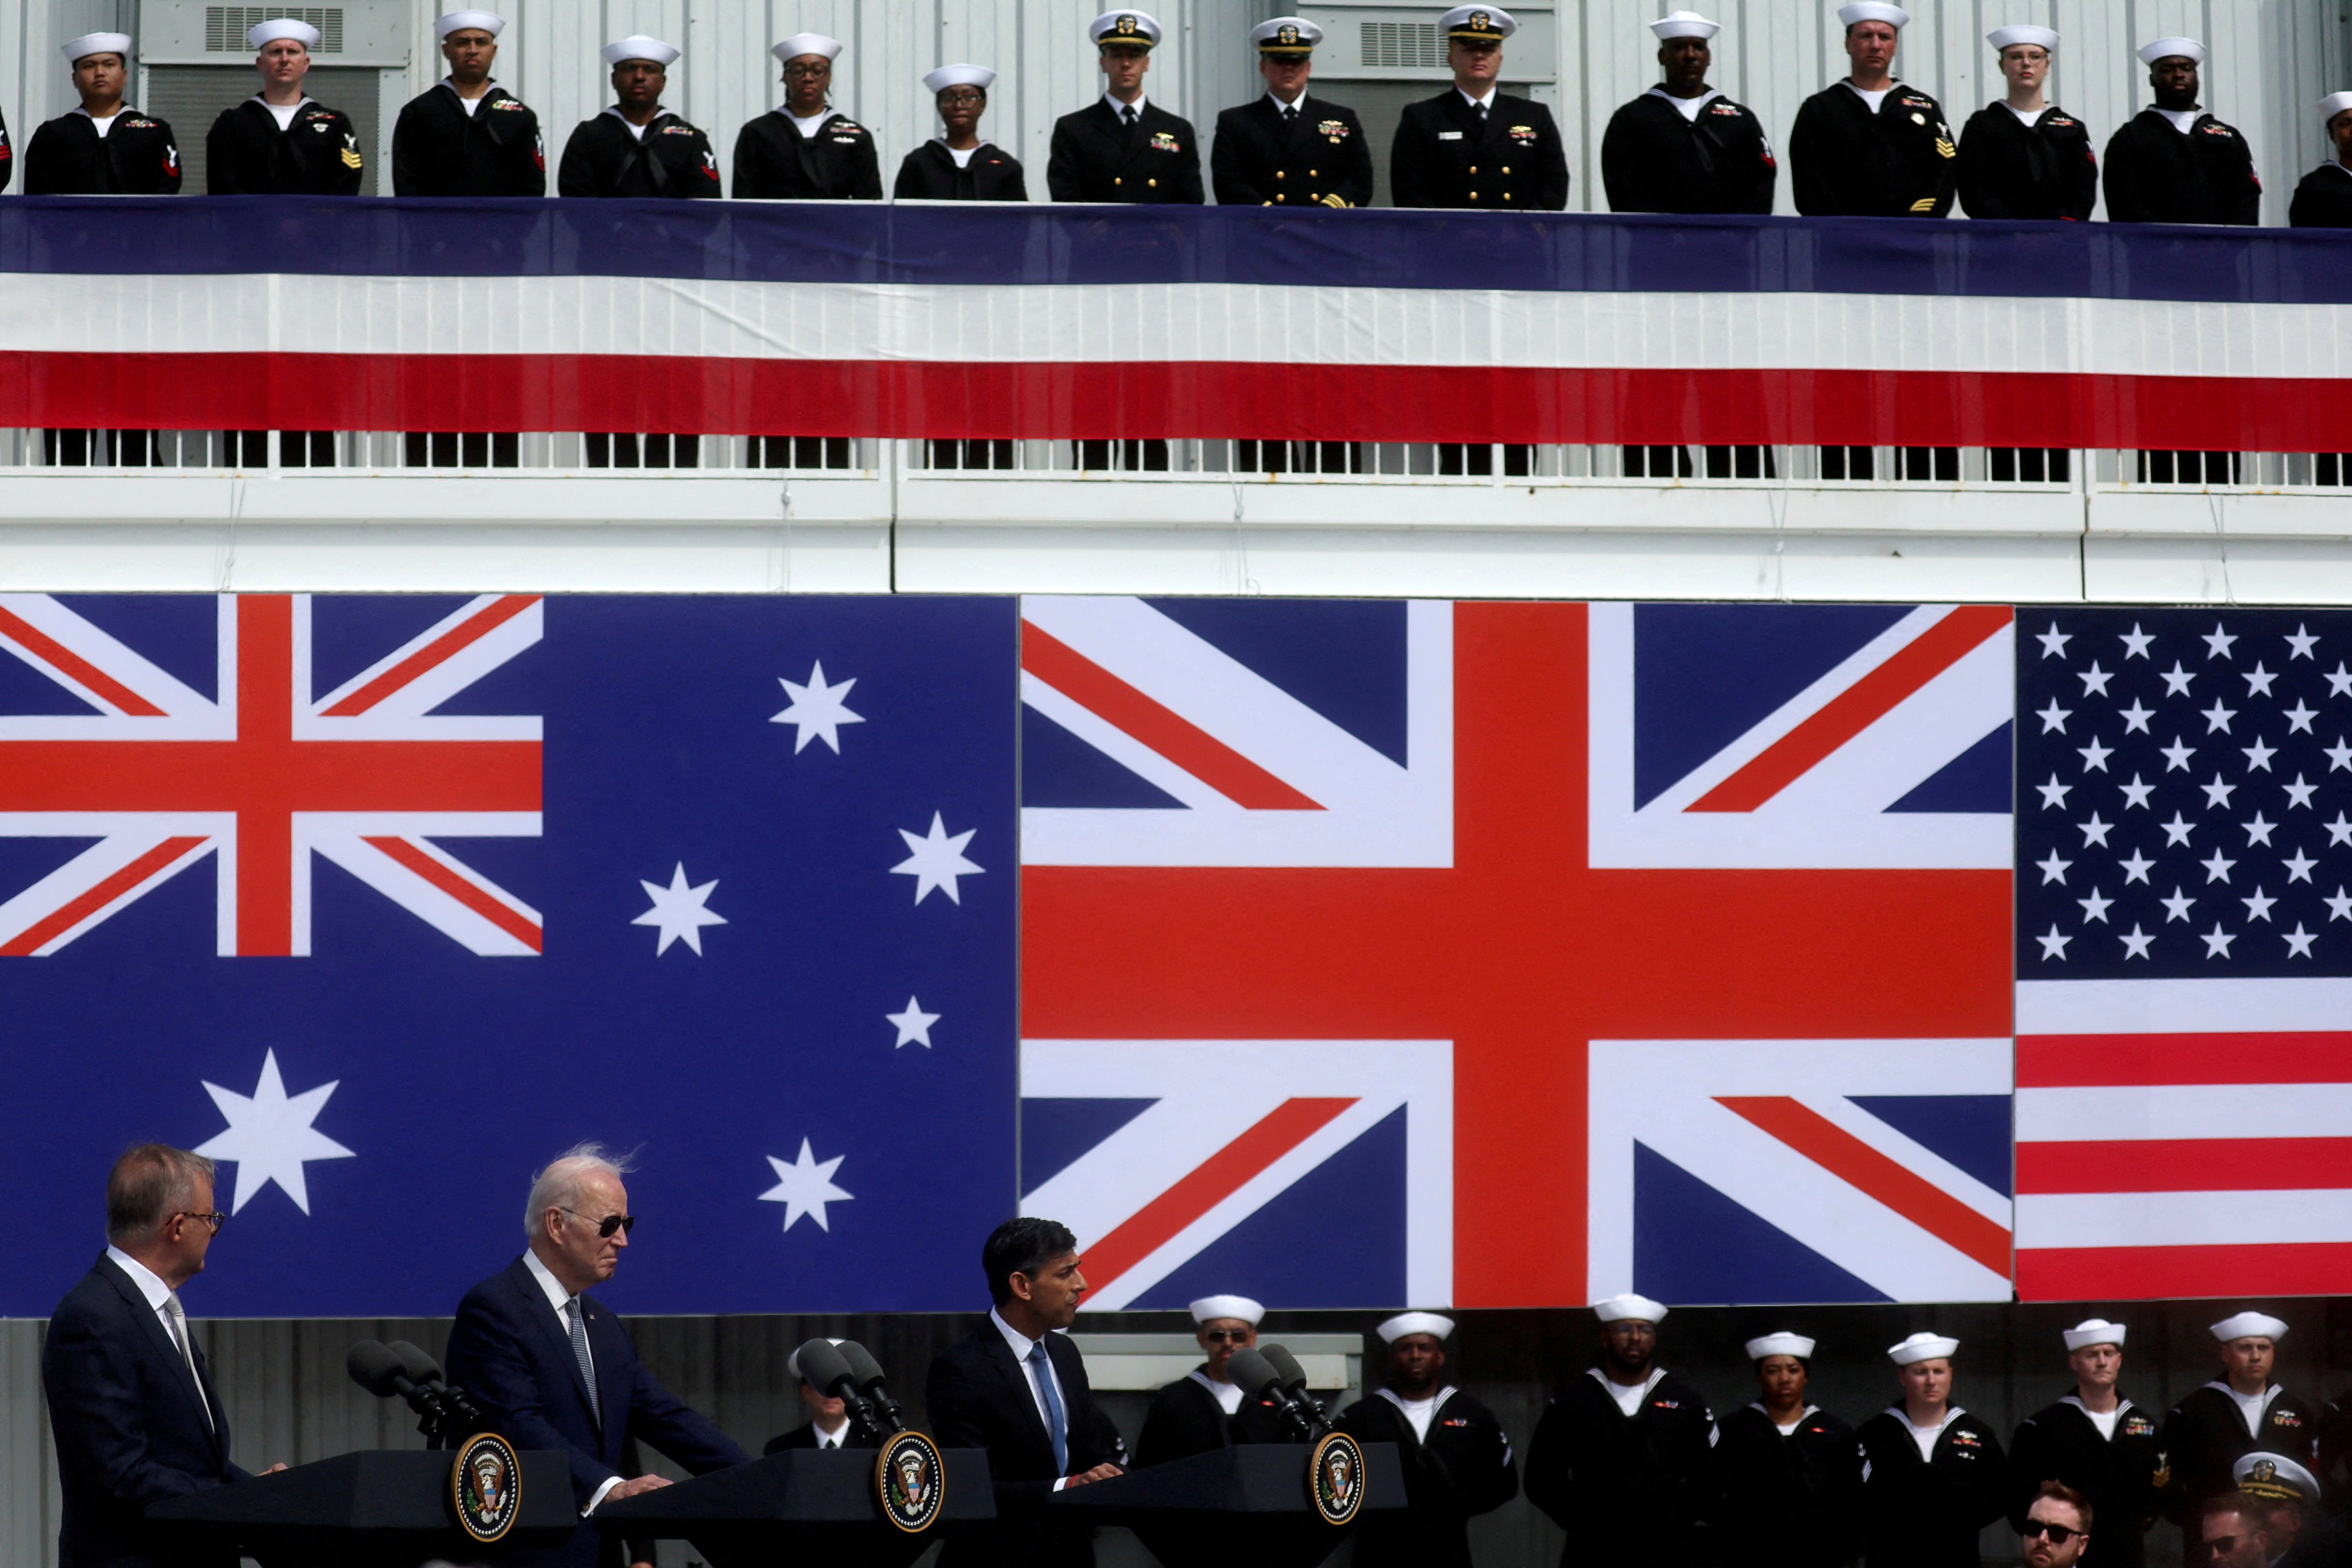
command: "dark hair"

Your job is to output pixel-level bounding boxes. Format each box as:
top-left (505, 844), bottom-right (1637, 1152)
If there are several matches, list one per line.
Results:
top-left (2033, 1480), bottom-right (2094, 1535)
top-left (106, 1144), bottom-right (215, 1244)
top-left (982, 1217), bottom-right (1077, 1306)
top-left (2204, 1492), bottom-right (2271, 1533)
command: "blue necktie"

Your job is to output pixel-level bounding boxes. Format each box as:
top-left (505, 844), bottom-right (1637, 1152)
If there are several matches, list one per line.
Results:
top-left (1028, 1339), bottom-right (1068, 1474)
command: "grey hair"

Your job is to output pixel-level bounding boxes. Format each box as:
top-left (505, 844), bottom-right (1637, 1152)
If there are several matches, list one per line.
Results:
top-left (106, 1144), bottom-right (218, 1244)
top-left (524, 1142), bottom-right (638, 1240)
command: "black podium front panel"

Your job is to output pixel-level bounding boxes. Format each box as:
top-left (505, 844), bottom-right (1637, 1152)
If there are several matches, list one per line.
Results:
top-left (145, 1447), bottom-right (574, 1566)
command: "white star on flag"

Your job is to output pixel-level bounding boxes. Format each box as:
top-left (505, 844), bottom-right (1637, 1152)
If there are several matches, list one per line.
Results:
top-left (886, 997), bottom-right (941, 1048)
top-left (891, 813), bottom-right (984, 905)
top-left (759, 1139), bottom-right (853, 1232)
top-left (634, 863), bottom-right (727, 955)
top-left (194, 1051), bottom-right (356, 1215)
top-left (770, 661), bottom-right (866, 754)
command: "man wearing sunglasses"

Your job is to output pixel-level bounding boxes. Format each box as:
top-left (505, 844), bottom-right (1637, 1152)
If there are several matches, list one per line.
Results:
top-left (1134, 1295), bottom-right (1284, 1465)
top-left (445, 1142), bottom-right (748, 1568)
top-left (2022, 1482), bottom-right (2093, 1568)
top-left (2202, 1493), bottom-right (2275, 1568)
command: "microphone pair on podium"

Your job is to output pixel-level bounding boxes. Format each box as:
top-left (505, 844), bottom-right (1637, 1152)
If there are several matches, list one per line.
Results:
top-left (346, 1339), bottom-right (487, 1447)
top-left (1226, 1345), bottom-right (1333, 1440)
top-left (790, 1338), bottom-right (909, 1442)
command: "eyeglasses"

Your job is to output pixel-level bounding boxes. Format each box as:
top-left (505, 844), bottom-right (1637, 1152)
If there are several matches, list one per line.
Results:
top-left (2024, 1520), bottom-right (2086, 1546)
top-left (1201, 1329), bottom-right (1253, 1344)
top-left (560, 1207), bottom-right (636, 1238)
top-left (782, 61), bottom-right (831, 78)
top-left (937, 91), bottom-right (986, 106)
top-left (173, 1211), bottom-right (227, 1232)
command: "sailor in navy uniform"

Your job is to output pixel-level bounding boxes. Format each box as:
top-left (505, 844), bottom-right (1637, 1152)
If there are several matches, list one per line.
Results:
top-left (25, 33), bottom-right (181, 195)
top-left (2103, 37), bottom-right (2262, 225)
top-left (1854, 1333), bottom-right (2007, 1567)
top-left (1957, 25), bottom-right (2097, 219)
top-left (1134, 1295), bottom-right (1285, 1466)
top-left (1600, 10), bottom-right (1774, 214)
top-left (2007, 1320), bottom-right (2164, 1568)
top-left (1337, 1312), bottom-right (1519, 1568)
top-left (204, 18), bottom-right (363, 195)
top-left (734, 33), bottom-right (883, 201)
top-left (897, 65), bottom-right (1027, 200)
top-left (1210, 19), bottom-right (1372, 208)
top-left (1790, 2), bottom-right (1956, 216)
top-left (1047, 10), bottom-right (1202, 203)
top-left (558, 36), bottom-right (720, 199)
top-left (2288, 92), bottom-right (2352, 227)
top-left (2161, 1311), bottom-right (2323, 1549)
top-left (1391, 6), bottom-right (1570, 210)
top-left (1710, 1332), bottom-right (1863, 1568)
top-left (1526, 1295), bottom-right (1716, 1567)
top-left (392, 11), bottom-right (544, 196)
top-left (2231, 1453), bottom-right (2348, 1568)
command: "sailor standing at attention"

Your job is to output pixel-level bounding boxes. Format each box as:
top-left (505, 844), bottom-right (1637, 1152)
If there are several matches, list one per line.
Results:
top-left (1789, 2), bottom-right (1956, 216)
top-left (1956, 25), bottom-right (2097, 219)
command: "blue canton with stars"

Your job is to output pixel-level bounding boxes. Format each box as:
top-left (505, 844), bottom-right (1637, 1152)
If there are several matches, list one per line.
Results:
top-left (2018, 611), bottom-right (2352, 980)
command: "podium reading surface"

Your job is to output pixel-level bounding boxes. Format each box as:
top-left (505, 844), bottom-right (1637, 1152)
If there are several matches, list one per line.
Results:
top-left (1047, 1442), bottom-right (1408, 1568)
top-left (594, 1446), bottom-right (995, 1568)
top-left (144, 1448), bottom-right (574, 1566)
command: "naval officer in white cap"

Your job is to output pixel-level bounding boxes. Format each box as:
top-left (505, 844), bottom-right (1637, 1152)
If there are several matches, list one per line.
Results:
top-left (1047, 11), bottom-right (1203, 203)
top-left (206, 19), bottom-right (364, 194)
top-left (1335, 1311), bottom-right (1517, 1568)
top-left (1390, 6), bottom-right (1569, 210)
top-left (1854, 1331), bottom-right (2007, 1567)
top-left (2007, 1320), bottom-right (2163, 1568)
top-left (1599, 11), bottom-right (1775, 214)
top-left (1210, 19), bottom-right (1373, 208)
top-left (897, 66), bottom-right (1028, 201)
top-left (2103, 37), bottom-right (2261, 225)
top-left (1133, 1294), bottom-right (1283, 1466)
top-left (1712, 1331), bottom-right (1866, 1567)
top-left (1526, 1295), bottom-right (1714, 1566)
top-left (735, 34), bottom-right (882, 200)
top-left (1789, 3), bottom-right (1956, 217)
top-left (558, 36), bottom-right (719, 199)
top-left (392, 13), bottom-right (545, 196)
top-left (1955, 26), bottom-right (2097, 220)
top-left (2289, 92), bottom-right (2352, 226)
top-left (2160, 1310), bottom-right (2322, 1552)
top-left (25, 33), bottom-right (181, 195)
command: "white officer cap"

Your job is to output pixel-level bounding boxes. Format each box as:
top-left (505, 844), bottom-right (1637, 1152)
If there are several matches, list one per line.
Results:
top-left (247, 18), bottom-right (320, 49)
top-left (2063, 1319), bottom-right (2126, 1351)
top-left (1987, 25), bottom-right (2057, 52)
top-left (2139, 37), bottom-right (2208, 66)
top-left (924, 64), bottom-right (995, 94)
top-left (773, 33), bottom-right (842, 64)
top-left (1837, 3), bottom-right (1910, 29)
top-left (2320, 91), bottom-right (2352, 126)
top-left (61, 31), bottom-right (132, 62)
top-left (1745, 1332), bottom-right (1816, 1361)
top-left (1593, 1293), bottom-right (1669, 1326)
top-left (2237, 1453), bottom-right (2322, 1503)
top-left (1090, 10), bottom-right (1164, 48)
top-left (603, 35), bottom-right (679, 66)
top-left (435, 11), bottom-right (504, 39)
top-left (2211, 1310), bottom-right (2289, 1342)
top-left (1253, 17), bottom-right (1323, 55)
top-left (1441, 6), bottom-right (1516, 41)
top-left (1651, 11), bottom-right (1718, 41)
top-left (1189, 1295), bottom-right (1265, 1326)
top-left (786, 1337), bottom-right (845, 1382)
top-left (1888, 1331), bottom-right (1960, 1365)
top-left (1377, 1311), bottom-right (1455, 1343)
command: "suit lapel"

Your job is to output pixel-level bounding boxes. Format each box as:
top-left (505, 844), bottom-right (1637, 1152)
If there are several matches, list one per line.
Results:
top-left (584, 1297), bottom-right (628, 1452)
top-left (986, 1328), bottom-right (1056, 1466)
top-left (511, 1260), bottom-right (603, 1429)
top-left (96, 1257), bottom-right (221, 1450)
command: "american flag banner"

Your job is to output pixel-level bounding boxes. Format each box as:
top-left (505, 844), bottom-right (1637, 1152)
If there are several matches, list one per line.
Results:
top-left (2015, 609), bottom-right (2352, 1302)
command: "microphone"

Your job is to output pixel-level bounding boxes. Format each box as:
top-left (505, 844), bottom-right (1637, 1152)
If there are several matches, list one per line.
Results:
top-left (835, 1341), bottom-right (907, 1434)
top-left (1226, 1347), bottom-right (1327, 1440)
top-left (387, 1340), bottom-right (486, 1432)
top-left (793, 1338), bottom-right (885, 1442)
top-left (1258, 1345), bottom-right (1333, 1430)
top-left (347, 1339), bottom-right (461, 1439)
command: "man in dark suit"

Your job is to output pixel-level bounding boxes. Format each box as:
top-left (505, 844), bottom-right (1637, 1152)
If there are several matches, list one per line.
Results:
top-left (43, 1144), bottom-right (283, 1568)
top-left (762, 1337), bottom-right (877, 1454)
top-left (1391, 6), bottom-right (1570, 210)
top-left (1047, 10), bottom-right (1203, 203)
top-left (1211, 19), bottom-right (1372, 207)
top-left (927, 1217), bottom-right (1127, 1567)
top-left (444, 1143), bottom-right (749, 1568)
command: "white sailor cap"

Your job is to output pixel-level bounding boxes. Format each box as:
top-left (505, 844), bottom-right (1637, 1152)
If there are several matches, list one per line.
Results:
top-left (1189, 1295), bottom-right (1265, 1326)
top-left (2211, 1310), bottom-right (2289, 1342)
top-left (2063, 1319), bottom-right (2126, 1351)
top-left (247, 18), bottom-right (320, 49)
top-left (1090, 10), bottom-right (1164, 48)
top-left (1888, 1331), bottom-right (1960, 1365)
top-left (1837, 3), bottom-right (1910, 29)
top-left (1593, 1293), bottom-right (1669, 1326)
top-left (1377, 1311), bottom-right (1455, 1343)
top-left (1651, 11), bottom-right (1718, 41)
top-left (61, 31), bottom-right (132, 62)
top-left (2320, 91), bottom-right (2352, 126)
top-left (603, 35), bottom-right (679, 66)
top-left (786, 1337), bottom-right (845, 1382)
top-left (773, 33), bottom-right (842, 64)
top-left (2139, 37), bottom-right (2208, 66)
top-left (1441, 6), bottom-right (1516, 41)
top-left (924, 64), bottom-right (995, 94)
top-left (1253, 17), bottom-right (1323, 55)
top-left (2237, 1452), bottom-right (2322, 1503)
top-left (435, 11), bottom-right (504, 39)
top-left (1745, 1332), bottom-right (1816, 1361)
top-left (1988, 25), bottom-right (2057, 52)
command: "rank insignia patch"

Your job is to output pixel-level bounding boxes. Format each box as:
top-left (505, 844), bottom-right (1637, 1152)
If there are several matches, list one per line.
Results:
top-left (1151, 130), bottom-right (1181, 152)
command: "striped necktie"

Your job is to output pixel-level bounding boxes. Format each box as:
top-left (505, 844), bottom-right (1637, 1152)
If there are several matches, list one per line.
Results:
top-left (566, 1297), bottom-right (602, 1424)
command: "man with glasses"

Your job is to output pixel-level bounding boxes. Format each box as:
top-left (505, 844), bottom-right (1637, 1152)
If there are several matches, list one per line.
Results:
top-left (2203, 1493), bottom-right (2276, 1568)
top-left (2021, 1482), bottom-right (2094, 1568)
top-left (445, 1142), bottom-right (748, 1568)
top-left (1135, 1295), bottom-right (1284, 1465)
top-left (734, 34), bottom-right (883, 200)
top-left (44, 1144), bottom-right (285, 1568)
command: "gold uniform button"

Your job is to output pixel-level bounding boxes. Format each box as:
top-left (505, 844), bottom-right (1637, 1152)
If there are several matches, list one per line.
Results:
top-left (1467, 164), bottom-right (1478, 174)
top-left (1501, 165), bottom-right (1511, 173)
top-left (1276, 171), bottom-right (1285, 179)
top-left (1309, 168), bottom-right (1318, 176)
top-left (1467, 190), bottom-right (1477, 199)
top-left (1114, 176), bottom-right (1123, 186)
top-left (1148, 177), bottom-right (1157, 187)
top-left (1275, 193), bottom-right (1285, 201)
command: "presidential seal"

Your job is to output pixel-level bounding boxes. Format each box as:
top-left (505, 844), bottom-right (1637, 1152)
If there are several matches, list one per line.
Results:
top-left (451, 1432), bottom-right (523, 1543)
top-left (876, 1430), bottom-right (947, 1534)
top-left (1308, 1431), bottom-right (1366, 1527)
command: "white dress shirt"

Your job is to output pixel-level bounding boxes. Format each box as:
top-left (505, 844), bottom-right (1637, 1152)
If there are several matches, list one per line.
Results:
top-left (525, 1251), bottom-right (623, 1515)
top-left (811, 1420), bottom-right (847, 1450)
top-left (991, 1308), bottom-right (1078, 1489)
top-left (1104, 92), bottom-right (1148, 123)
top-left (106, 1245), bottom-right (213, 1430)
top-left (1457, 86), bottom-right (1497, 114)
